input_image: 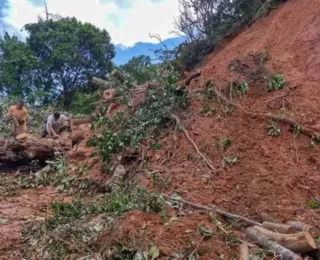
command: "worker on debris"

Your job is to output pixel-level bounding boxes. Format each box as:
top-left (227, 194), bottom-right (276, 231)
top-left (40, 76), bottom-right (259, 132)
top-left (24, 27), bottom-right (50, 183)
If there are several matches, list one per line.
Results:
top-left (42, 112), bottom-right (72, 138)
top-left (7, 100), bottom-right (28, 136)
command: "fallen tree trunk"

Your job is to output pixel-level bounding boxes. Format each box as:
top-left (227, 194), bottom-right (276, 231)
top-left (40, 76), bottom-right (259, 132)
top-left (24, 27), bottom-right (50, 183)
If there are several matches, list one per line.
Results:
top-left (286, 221), bottom-right (320, 236)
top-left (262, 221), bottom-right (296, 234)
top-left (246, 227), bottom-right (303, 260)
top-left (0, 134), bottom-right (72, 164)
top-left (251, 226), bottom-right (318, 254)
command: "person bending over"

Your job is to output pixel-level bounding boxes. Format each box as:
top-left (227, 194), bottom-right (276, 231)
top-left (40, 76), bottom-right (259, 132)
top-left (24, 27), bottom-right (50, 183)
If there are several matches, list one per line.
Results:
top-left (42, 112), bottom-right (71, 138)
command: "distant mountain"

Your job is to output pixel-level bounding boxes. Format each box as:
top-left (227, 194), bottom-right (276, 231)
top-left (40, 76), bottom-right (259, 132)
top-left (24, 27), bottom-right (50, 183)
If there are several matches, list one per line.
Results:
top-left (113, 37), bottom-right (185, 65)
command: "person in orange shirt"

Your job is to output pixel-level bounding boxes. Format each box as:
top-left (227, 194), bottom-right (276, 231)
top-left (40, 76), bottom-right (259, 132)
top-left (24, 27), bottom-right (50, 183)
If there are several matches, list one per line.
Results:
top-left (7, 100), bottom-right (28, 136)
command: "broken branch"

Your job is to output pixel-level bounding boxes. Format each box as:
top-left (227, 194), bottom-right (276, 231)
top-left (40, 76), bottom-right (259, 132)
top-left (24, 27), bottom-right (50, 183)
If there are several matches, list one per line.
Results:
top-left (162, 194), bottom-right (260, 226)
top-left (171, 114), bottom-right (216, 173)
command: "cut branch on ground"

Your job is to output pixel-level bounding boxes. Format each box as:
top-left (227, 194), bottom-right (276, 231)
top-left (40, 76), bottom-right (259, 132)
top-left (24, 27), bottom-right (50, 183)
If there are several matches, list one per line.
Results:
top-left (171, 114), bottom-right (217, 173)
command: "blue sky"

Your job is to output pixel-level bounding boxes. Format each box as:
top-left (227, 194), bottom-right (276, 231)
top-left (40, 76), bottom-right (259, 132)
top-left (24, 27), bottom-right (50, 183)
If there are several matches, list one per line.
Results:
top-left (0, 0), bottom-right (181, 47)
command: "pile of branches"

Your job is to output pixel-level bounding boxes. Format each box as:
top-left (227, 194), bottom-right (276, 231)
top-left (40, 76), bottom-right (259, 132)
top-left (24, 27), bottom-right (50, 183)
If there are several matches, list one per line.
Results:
top-left (88, 66), bottom-right (190, 161)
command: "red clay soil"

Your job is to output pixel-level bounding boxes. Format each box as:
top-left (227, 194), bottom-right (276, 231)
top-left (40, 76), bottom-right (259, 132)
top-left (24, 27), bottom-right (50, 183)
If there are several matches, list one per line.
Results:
top-left (0, 186), bottom-right (71, 259)
top-left (100, 0), bottom-right (320, 258)
top-left (3, 0), bottom-right (320, 259)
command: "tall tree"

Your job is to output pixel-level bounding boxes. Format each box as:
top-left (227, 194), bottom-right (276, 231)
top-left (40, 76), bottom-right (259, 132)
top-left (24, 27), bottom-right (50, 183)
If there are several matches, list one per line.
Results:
top-left (120, 55), bottom-right (156, 84)
top-left (24, 17), bottom-right (115, 107)
top-left (0, 32), bottom-right (37, 100)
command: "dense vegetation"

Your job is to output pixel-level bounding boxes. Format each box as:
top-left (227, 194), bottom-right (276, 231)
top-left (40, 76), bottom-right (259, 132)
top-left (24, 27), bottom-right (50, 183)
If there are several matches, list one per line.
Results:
top-left (175, 0), bottom-right (288, 69)
top-left (0, 16), bottom-right (114, 107)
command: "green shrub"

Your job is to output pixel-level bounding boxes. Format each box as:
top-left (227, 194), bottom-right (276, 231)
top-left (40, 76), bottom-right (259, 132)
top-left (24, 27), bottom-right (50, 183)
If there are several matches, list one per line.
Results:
top-left (267, 121), bottom-right (281, 137)
top-left (264, 74), bottom-right (286, 92)
top-left (229, 80), bottom-right (249, 97)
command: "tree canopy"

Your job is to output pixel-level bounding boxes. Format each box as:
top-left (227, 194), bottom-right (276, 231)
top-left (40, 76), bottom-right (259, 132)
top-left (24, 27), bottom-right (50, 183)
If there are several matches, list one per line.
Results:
top-left (0, 16), bottom-right (115, 107)
top-left (0, 32), bottom-right (37, 100)
top-left (120, 55), bottom-right (156, 84)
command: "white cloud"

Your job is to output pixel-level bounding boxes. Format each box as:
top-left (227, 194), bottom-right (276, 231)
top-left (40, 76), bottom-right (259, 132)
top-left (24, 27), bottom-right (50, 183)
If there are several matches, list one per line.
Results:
top-left (4, 0), bottom-right (180, 47)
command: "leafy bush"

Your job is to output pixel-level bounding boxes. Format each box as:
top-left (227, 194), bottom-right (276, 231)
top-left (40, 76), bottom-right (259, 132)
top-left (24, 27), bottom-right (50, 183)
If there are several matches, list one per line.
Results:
top-left (229, 80), bottom-right (249, 97)
top-left (267, 121), bottom-right (281, 137)
top-left (264, 74), bottom-right (286, 92)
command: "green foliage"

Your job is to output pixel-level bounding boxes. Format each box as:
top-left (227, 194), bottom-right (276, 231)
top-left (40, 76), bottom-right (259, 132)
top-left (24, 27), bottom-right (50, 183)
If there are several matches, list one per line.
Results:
top-left (307, 200), bottom-right (320, 209)
top-left (264, 74), bottom-right (286, 92)
top-left (120, 55), bottom-right (157, 85)
top-left (24, 16), bottom-right (115, 107)
top-left (70, 90), bottom-right (100, 115)
top-left (229, 80), bottom-right (249, 97)
top-left (107, 188), bottom-right (165, 215)
top-left (200, 103), bottom-right (216, 116)
top-left (179, 39), bottom-right (216, 71)
top-left (0, 16), bottom-right (115, 107)
top-left (223, 138), bottom-right (232, 151)
top-left (267, 121), bottom-right (281, 137)
top-left (18, 153), bottom-right (73, 192)
top-left (176, 0), bottom-right (287, 69)
top-left (151, 142), bottom-right (162, 150)
top-left (151, 171), bottom-right (171, 188)
top-left (203, 81), bottom-right (216, 100)
top-left (88, 67), bottom-right (188, 161)
top-left (0, 32), bottom-right (37, 100)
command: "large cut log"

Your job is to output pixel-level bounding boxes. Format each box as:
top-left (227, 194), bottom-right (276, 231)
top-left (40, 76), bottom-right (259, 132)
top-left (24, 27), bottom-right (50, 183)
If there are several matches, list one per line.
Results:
top-left (246, 227), bottom-right (303, 260)
top-left (250, 226), bottom-right (318, 253)
top-left (262, 221), bottom-right (296, 234)
top-left (286, 221), bottom-right (320, 236)
top-left (0, 134), bottom-right (72, 164)
top-left (239, 243), bottom-right (249, 260)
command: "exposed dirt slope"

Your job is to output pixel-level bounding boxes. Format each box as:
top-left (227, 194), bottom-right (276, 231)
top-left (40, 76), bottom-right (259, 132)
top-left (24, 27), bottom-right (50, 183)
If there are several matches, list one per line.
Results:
top-left (2, 0), bottom-right (320, 259)
top-left (107, 0), bottom-right (320, 258)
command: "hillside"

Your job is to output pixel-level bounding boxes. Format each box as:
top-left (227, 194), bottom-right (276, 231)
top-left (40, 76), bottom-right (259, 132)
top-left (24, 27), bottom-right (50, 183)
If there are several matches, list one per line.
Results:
top-left (1, 0), bottom-right (320, 259)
